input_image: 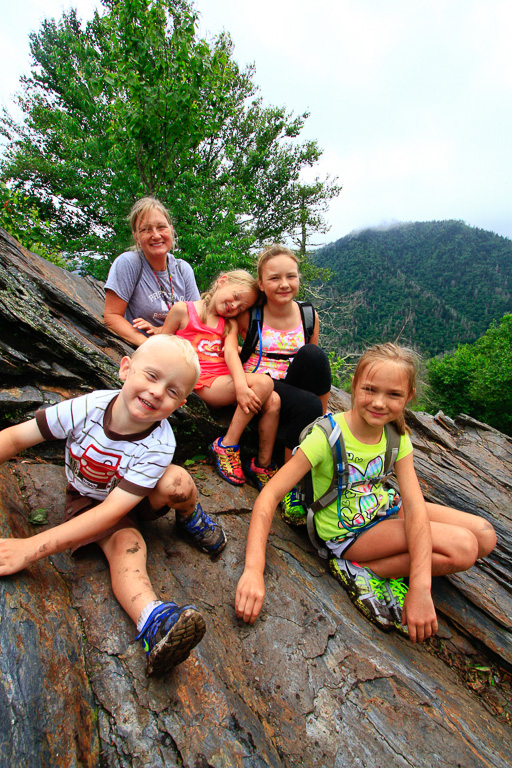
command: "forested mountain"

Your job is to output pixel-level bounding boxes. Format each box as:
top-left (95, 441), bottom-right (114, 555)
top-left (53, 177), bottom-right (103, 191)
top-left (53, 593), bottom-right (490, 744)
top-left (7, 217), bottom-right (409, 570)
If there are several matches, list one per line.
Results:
top-left (313, 220), bottom-right (512, 356)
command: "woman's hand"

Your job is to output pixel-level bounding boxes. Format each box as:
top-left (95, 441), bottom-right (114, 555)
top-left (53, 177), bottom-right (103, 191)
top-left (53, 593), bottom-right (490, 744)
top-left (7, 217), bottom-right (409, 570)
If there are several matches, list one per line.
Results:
top-left (235, 386), bottom-right (262, 414)
top-left (132, 318), bottom-right (161, 335)
top-left (235, 568), bottom-right (265, 624)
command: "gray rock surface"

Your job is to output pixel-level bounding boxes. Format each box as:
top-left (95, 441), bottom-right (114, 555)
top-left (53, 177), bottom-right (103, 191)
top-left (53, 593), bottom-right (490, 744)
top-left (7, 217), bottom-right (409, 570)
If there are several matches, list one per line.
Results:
top-left (0, 229), bottom-right (511, 767)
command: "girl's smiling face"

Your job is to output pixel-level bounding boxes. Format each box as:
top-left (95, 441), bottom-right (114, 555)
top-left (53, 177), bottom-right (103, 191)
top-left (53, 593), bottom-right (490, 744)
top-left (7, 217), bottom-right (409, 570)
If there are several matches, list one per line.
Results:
top-left (258, 255), bottom-right (299, 304)
top-left (213, 280), bottom-right (258, 318)
top-left (352, 361), bottom-right (414, 430)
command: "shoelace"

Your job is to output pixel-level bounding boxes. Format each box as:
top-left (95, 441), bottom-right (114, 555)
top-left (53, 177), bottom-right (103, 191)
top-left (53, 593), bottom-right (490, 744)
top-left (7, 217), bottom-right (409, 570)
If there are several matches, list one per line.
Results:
top-left (283, 488), bottom-right (301, 506)
top-left (135, 603), bottom-right (179, 645)
top-left (388, 579), bottom-right (408, 605)
top-left (183, 506), bottom-right (215, 535)
top-left (218, 446), bottom-right (242, 472)
top-left (368, 577), bottom-right (390, 602)
top-left (255, 464), bottom-right (277, 484)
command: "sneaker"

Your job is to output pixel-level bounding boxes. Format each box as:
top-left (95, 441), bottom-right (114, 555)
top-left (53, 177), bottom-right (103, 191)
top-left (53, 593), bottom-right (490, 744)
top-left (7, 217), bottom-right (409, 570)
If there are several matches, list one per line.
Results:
top-left (245, 457), bottom-right (278, 490)
top-left (176, 503), bottom-right (227, 554)
top-left (386, 577), bottom-right (409, 633)
top-left (209, 437), bottom-right (245, 485)
top-left (280, 486), bottom-right (307, 526)
top-left (328, 558), bottom-right (394, 631)
top-left (135, 602), bottom-right (206, 676)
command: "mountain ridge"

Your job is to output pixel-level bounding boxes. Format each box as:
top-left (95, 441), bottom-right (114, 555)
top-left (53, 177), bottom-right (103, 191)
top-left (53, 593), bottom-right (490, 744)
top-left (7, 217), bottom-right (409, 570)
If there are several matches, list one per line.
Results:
top-left (313, 219), bottom-right (512, 356)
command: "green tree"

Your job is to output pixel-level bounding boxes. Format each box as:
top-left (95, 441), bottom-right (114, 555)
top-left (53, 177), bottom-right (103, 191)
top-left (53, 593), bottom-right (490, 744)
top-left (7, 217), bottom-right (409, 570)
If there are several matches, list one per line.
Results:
top-left (427, 313), bottom-right (512, 435)
top-left (0, 182), bottom-right (70, 268)
top-left (0, 0), bottom-right (340, 284)
top-left (291, 178), bottom-right (342, 258)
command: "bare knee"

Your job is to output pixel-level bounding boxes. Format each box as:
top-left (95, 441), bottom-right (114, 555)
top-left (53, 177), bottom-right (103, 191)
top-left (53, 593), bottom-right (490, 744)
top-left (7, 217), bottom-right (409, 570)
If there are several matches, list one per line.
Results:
top-left (474, 518), bottom-right (497, 558)
top-left (156, 464), bottom-right (196, 507)
top-left (262, 391), bottom-right (280, 415)
top-left (449, 528), bottom-right (479, 572)
top-left (250, 374), bottom-right (274, 401)
top-left (102, 527), bottom-right (147, 562)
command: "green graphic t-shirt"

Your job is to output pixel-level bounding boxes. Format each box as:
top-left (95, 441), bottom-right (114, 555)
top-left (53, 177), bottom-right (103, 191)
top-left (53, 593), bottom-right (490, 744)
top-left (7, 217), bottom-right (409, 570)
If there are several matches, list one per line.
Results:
top-left (300, 413), bottom-right (412, 542)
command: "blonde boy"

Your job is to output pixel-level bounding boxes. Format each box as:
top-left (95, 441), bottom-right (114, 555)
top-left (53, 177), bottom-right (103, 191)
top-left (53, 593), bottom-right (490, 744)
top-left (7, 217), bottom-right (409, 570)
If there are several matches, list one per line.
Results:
top-left (0, 335), bottom-right (226, 675)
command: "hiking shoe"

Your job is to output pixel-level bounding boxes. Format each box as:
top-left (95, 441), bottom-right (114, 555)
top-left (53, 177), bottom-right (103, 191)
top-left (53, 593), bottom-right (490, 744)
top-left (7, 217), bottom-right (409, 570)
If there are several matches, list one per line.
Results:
top-left (209, 437), bottom-right (245, 485)
top-left (328, 558), bottom-right (394, 631)
top-left (176, 503), bottom-right (227, 555)
top-left (280, 486), bottom-right (307, 526)
top-left (135, 602), bottom-right (206, 676)
top-left (245, 457), bottom-right (278, 490)
top-left (386, 577), bottom-right (409, 633)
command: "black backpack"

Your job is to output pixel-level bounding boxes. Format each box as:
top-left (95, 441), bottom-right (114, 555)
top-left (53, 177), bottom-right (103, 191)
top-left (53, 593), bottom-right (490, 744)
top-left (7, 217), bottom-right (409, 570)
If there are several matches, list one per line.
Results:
top-left (239, 301), bottom-right (315, 371)
top-left (296, 414), bottom-right (401, 559)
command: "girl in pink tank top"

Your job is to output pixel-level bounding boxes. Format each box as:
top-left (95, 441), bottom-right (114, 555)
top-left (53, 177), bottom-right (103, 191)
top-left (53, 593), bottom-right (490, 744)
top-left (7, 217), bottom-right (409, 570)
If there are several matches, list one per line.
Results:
top-left (133, 270), bottom-right (281, 489)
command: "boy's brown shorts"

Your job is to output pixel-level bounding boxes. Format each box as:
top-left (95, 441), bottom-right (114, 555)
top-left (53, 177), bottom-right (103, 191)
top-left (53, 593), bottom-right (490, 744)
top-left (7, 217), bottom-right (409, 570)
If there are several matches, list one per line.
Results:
top-left (64, 484), bottom-right (168, 553)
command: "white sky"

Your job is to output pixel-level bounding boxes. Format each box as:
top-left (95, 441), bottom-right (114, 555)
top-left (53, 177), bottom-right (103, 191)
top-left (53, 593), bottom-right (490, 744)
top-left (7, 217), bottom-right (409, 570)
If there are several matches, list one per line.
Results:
top-left (1, 0), bottom-right (511, 245)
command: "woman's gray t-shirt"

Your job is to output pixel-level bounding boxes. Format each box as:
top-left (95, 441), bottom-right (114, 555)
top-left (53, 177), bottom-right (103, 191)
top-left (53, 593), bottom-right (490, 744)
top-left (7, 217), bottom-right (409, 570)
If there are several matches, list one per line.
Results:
top-left (105, 251), bottom-right (200, 330)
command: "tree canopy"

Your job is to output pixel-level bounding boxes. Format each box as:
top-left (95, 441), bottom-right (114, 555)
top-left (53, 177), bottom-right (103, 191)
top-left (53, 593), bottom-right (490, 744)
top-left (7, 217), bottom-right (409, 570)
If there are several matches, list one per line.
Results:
top-left (426, 313), bottom-right (512, 436)
top-left (0, 0), bottom-right (339, 283)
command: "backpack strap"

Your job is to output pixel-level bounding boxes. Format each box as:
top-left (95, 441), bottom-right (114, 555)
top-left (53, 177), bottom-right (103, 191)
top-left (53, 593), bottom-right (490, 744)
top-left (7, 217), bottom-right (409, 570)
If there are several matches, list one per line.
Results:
top-left (136, 251), bottom-right (144, 284)
top-left (296, 414), bottom-right (346, 560)
top-left (297, 301), bottom-right (315, 343)
top-left (383, 422), bottom-right (400, 474)
top-left (361, 422), bottom-right (401, 488)
top-left (308, 415), bottom-right (348, 513)
top-left (239, 306), bottom-right (262, 366)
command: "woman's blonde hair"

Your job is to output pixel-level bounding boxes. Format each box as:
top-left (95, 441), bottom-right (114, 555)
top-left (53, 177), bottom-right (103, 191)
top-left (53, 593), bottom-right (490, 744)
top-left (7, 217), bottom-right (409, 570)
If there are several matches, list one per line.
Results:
top-left (200, 269), bottom-right (259, 334)
top-left (256, 244), bottom-right (298, 281)
top-left (352, 342), bottom-right (419, 434)
top-left (128, 197), bottom-right (174, 250)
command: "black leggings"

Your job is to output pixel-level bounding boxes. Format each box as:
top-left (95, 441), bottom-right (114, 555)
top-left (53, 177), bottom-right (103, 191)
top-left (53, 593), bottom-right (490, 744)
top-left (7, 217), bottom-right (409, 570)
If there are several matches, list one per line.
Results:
top-left (272, 345), bottom-right (332, 449)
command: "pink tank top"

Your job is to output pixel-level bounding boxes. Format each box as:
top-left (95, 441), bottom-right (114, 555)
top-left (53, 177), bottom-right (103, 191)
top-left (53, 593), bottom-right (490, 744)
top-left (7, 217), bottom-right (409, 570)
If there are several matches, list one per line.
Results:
top-left (243, 320), bottom-right (305, 379)
top-left (176, 302), bottom-right (231, 389)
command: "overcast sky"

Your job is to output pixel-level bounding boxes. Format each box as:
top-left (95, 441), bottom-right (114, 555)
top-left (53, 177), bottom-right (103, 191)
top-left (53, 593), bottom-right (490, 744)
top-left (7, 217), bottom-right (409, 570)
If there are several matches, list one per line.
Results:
top-left (1, 0), bottom-right (511, 246)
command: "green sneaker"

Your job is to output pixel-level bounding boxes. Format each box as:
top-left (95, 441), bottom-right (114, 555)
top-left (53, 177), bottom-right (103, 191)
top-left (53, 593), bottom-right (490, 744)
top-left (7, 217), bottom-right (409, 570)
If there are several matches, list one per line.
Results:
top-left (386, 577), bottom-right (409, 634)
top-left (280, 486), bottom-right (307, 526)
top-left (328, 558), bottom-right (394, 631)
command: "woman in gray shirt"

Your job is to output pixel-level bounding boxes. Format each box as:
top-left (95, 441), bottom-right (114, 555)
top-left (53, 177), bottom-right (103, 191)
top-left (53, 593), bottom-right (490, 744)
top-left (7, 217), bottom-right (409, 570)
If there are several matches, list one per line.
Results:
top-left (104, 198), bottom-right (200, 347)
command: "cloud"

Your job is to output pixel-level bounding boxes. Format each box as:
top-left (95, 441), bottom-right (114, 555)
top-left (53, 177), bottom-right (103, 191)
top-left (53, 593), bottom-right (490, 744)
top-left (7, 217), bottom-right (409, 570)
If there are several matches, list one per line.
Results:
top-left (2, 0), bottom-right (511, 241)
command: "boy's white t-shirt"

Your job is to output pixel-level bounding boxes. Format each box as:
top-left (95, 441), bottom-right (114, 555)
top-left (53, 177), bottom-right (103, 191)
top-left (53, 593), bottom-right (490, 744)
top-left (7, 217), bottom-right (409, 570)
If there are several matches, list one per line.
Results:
top-left (299, 413), bottom-right (412, 542)
top-left (35, 390), bottom-right (176, 500)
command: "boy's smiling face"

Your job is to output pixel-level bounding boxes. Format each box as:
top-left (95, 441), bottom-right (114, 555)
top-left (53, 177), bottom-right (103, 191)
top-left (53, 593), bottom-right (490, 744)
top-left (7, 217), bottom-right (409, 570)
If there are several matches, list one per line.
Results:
top-left (114, 338), bottom-right (198, 434)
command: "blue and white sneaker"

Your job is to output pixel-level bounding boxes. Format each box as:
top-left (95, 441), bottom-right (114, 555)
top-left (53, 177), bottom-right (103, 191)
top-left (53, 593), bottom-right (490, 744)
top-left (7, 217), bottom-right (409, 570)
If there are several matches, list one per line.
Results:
top-left (176, 503), bottom-right (227, 554)
top-left (135, 602), bottom-right (206, 676)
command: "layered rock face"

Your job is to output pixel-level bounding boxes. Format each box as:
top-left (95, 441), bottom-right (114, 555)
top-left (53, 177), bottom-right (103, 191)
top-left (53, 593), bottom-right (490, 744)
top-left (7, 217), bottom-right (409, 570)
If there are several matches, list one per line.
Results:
top-left (0, 229), bottom-right (511, 767)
